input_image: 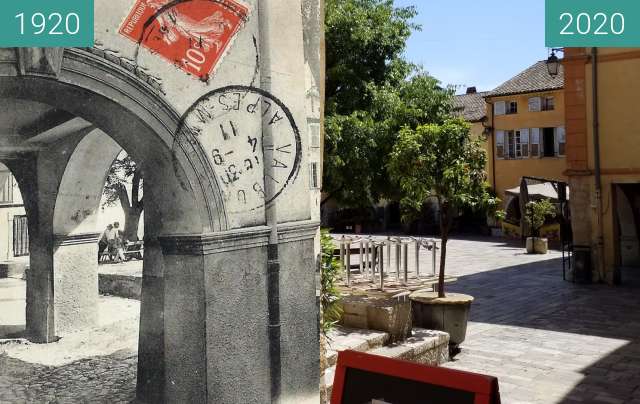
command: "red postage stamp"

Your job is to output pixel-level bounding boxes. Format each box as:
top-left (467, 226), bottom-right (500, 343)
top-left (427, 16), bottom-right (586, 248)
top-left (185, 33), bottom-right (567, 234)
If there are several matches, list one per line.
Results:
top-left (119, 0), bottom-right (250, 80)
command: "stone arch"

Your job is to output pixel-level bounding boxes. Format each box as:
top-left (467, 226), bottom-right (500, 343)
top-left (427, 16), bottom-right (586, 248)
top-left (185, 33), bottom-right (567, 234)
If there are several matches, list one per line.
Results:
top-left (0, 47), bottom-right (227, 235)
top-left (0, 48), bottom-right (231, 403)
top-left (52, 129), bottom-right (122, 236)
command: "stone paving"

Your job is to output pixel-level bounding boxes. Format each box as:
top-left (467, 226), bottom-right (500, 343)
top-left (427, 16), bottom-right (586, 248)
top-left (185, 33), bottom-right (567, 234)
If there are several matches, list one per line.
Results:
top-left (1, 236), bottom-right (640, 403)
top-left (0, 278), bottom-right (139, 403)
top-left (440, 238), bottom-right (640, 404)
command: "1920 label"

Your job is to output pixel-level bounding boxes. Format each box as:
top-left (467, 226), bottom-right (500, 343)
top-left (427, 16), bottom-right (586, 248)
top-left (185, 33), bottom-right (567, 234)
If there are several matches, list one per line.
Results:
top-left (0, 0), bottom-right (93, 47)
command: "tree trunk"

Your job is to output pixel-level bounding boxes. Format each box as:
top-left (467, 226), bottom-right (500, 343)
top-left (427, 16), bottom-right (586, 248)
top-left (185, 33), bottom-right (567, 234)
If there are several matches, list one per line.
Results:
top-left (117, 168), bottom-right (144, 241)
top-left (438, 200), bottom-right (450, 298)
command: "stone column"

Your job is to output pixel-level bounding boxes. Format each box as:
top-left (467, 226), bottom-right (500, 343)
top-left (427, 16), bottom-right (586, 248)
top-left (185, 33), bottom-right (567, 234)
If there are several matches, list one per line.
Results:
top-left (51, 233), bottom-right (100, 335)
top-left (158, 226), bottom-right (272, 404)
top-left (277, 221), bottom-right (320, 404)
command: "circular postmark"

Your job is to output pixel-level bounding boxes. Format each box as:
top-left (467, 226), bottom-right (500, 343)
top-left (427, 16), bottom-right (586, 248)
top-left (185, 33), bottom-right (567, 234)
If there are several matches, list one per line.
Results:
top-left (176, 85), bottom-right (302, 213)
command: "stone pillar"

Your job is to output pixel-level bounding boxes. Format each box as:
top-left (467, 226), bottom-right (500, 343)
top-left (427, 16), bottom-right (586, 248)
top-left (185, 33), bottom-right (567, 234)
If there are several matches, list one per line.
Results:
top-left (277, 221), bottom-right (320, 404)
top-left (158, 226), bottom-right (272, 404)
top-left (52, 233), bottom-right (100, 335)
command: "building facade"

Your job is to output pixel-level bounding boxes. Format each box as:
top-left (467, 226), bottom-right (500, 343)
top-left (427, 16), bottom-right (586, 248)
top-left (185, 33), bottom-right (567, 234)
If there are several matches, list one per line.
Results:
top-left (484, 62), bottom-right (567, 236)
top-left (563, 48), bottom-right (640, 284)
top-left (0, 163), bottom-right (27, 264)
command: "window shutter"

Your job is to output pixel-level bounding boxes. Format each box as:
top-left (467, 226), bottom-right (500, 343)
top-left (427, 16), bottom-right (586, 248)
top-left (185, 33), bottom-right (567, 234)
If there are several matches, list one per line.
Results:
top-left (494, 101), bottom-right (506, 116)
top-left (496, 130), bottom-right (505, 159)
top-left (530, 128), bottom-right (540, 157)
top-left (556, 126), bottom-right (566, 156)
top-left (528, 97), bottom-right (541, 112)
top-left (520, 128), bottom-right (529, 158)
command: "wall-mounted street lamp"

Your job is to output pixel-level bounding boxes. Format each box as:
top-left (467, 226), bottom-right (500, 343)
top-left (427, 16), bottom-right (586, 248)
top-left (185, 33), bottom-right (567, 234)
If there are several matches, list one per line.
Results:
top-left (546, 48), bottom-right (564, 77)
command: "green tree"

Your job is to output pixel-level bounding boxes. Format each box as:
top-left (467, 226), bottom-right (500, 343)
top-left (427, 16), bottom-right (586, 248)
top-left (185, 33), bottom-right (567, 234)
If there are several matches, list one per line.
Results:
top-left (102, 153), bottom-right (143, 241)
top-left (323, 0), bottom-right (454, 208)
top-left (388, 118), bottom-right (500, 297)
top-left (524, 199), bottom-right (556, 238)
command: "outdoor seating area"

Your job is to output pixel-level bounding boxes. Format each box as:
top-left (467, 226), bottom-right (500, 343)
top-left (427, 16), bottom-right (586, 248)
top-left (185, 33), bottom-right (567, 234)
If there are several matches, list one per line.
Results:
top-left (99, 241), bottom-right (144, 264)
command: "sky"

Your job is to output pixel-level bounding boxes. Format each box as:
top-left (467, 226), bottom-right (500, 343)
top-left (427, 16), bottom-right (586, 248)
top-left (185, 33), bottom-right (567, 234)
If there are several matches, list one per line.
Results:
top-left (394, 0), bottom-right (549, 94)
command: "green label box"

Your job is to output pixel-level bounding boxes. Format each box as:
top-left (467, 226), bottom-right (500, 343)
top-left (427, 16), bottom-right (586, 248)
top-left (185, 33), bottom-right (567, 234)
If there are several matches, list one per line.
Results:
top-left (0, 0), bottom-right (94, 47)
top-left (546, 0), bottom-right (640, 47)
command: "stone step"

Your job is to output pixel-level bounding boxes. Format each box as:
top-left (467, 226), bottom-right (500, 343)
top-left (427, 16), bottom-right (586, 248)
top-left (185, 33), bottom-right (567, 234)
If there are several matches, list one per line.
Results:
top-left (325, 326), bottom-right (390, 368)
top-left (321, 328), bottom-right (449, 400)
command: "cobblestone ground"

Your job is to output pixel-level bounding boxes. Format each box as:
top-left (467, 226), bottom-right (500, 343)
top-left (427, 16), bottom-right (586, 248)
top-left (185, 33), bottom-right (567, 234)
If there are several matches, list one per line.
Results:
top-left (3, 236), bottom-right (640, 403)
top-left (0, 279), bottom-right (139, 403)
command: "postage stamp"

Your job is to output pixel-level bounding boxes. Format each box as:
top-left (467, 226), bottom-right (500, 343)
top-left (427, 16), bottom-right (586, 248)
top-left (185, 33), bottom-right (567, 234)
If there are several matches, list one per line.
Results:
top-left (119, 0), bottom-right (250, 80)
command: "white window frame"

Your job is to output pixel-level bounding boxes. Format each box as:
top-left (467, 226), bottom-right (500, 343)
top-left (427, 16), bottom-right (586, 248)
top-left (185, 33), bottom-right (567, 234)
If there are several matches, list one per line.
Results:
top-left (494, 101), bottom-right (506, 116)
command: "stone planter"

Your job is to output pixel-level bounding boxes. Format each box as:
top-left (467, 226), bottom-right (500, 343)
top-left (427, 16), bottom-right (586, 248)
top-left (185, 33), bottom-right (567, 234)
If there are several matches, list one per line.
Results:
top-left (410, 292), bottom-right (473, 350)
top-left (525, 237), bottom-right (548, 254)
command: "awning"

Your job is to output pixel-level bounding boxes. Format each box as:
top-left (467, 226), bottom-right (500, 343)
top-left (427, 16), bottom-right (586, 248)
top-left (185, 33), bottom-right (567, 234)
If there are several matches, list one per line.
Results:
top-left (505, 182), bottom-right (570, 201)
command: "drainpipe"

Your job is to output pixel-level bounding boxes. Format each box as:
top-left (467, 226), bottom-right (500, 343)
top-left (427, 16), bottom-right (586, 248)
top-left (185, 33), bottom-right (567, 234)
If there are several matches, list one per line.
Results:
top-left (591, 47), bottom-right (606, 282)
top-left (258, 2), bottom-right (281, 402)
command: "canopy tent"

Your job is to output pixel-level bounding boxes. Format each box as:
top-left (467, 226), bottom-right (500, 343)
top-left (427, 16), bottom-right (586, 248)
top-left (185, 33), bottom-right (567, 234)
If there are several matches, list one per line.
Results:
top-left (505, 182), bottom-right (570, 201)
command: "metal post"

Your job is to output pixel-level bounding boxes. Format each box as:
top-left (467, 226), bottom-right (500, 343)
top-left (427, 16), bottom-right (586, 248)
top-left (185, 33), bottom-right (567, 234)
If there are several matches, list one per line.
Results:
top-left (403, 242), bottom-right (408, 285)
top-left (379, 245), bottom-right (384, 291)
top-left (363, 240), bottom-right (369, 276)
top-left (339, 236), bottom-right (345, 269)
top-left (346, 241), bottom-right (351, 287)
top-left (432, 240), bottom-right (437, 276)
top-left (415, 239), bottom-right (420, 279)
top-left (386, 236), bottom-right (391, 269)
top-left (371, 242), bottom-right (377, 283)
top-left (395, 240), bottom-right (401, 280)
top-left (359, 240), bottom-right (364, 275)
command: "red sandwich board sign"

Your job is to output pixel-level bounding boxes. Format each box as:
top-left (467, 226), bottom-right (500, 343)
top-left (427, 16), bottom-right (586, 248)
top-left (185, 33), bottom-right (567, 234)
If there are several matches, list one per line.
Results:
top-left (331, 350), bottom-right (501, 404)
top-left (119, 0), bottom-right (250, 80)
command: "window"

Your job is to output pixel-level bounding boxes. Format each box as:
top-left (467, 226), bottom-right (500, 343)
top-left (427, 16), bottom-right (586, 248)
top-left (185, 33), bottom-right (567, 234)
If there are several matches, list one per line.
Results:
top-left (497, 129), bottom-right (530, 159)
top-left (309, 123), bottom-right (320, 148)
top-left (496, 131), bottom-right (505, 158)
top-left (542, 97), bottom-right (555, 111)
top-left (506, 101), bottom-right (518, 115)
top-left (0, 172), bottom-right (14, 204)
top-left (494, 101), bottom-right (506, 116)
top-left (556, 126), bottom-right (566, 156)
top-left (542, 128), bottom-right (555, 157)
top-left (309, 162), bottom-right (320, 189)
top-left (13, 215), bottom-right (28, 257)
top-left (530, 128), bottom-right (540, 157)
top-left (528, 97), bottom-right (541, 112)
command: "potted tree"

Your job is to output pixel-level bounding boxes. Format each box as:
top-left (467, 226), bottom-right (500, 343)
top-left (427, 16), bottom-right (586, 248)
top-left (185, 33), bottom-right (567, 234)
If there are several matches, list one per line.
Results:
top-left (388, 118), bottom-right (502, 353)
top-left (524, 198), bottom-right (556, 254)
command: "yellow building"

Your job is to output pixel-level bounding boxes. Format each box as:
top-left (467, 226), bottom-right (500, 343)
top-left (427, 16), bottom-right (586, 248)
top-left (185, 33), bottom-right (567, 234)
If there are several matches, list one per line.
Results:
top-left (455, 63), bottom-right (568, 237)
top-left (563, 48), bottom-right (640, 284)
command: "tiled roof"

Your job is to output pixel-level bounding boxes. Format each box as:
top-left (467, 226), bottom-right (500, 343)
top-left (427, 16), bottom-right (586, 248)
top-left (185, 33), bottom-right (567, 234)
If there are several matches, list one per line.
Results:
top-left (487, 61), bottom-right (564, 98)
top-left (453, 91), bottom-right (489, 122)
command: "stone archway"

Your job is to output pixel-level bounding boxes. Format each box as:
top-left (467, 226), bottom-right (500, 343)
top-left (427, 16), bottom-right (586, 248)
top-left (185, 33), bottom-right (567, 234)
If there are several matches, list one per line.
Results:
top-left (0, 47), bottom-right (232, 403)
top-left (0, 41), bottom-right (320, 403)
